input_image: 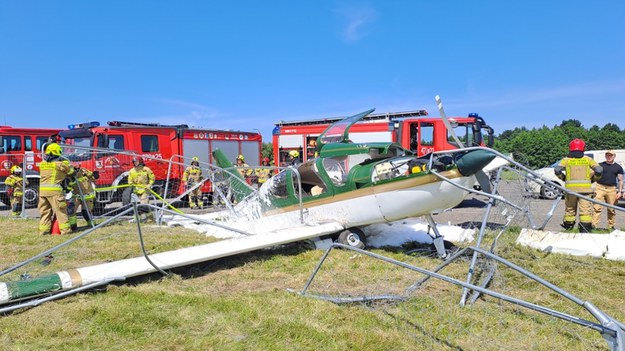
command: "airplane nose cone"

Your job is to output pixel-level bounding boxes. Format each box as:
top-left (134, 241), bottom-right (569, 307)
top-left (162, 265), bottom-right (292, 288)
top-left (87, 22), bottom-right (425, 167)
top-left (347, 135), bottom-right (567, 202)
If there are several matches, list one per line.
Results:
top-left (455, 149), bottom-right (497, 176)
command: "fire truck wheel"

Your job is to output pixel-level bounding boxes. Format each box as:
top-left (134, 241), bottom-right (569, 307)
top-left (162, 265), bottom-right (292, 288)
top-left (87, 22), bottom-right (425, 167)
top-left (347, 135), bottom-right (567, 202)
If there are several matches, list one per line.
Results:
top-left (0, 193), bottom-right (9, 207)
top-left (336, 228), bottom-right (366, 249)
top-left (24, 183), bottom-right (39, 208)
top-left (93, 202), bottom-right (106, 215)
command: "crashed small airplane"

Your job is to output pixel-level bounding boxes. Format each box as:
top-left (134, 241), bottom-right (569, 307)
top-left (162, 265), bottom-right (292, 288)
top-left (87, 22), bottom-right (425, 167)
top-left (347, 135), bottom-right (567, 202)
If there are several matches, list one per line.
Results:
top-left (0, 101), bottom-right (496, 308)
top-left (213, 107), bottom-right (496, 252)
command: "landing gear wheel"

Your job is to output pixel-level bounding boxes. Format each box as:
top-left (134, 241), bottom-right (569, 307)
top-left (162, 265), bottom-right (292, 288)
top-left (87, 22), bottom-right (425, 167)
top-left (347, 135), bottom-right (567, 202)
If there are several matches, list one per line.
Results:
top-left (337, 228), bottom-right (366, 249)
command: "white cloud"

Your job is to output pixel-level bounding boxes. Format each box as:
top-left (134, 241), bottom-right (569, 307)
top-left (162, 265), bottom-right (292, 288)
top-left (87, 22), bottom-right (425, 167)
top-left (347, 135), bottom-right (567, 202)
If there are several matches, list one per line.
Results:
top-left (333, 4), bottom-right (377, 42)
top-left (145, 98), bottom-right (223, 128)
top-left (451, 79), bottom-right (625, 110)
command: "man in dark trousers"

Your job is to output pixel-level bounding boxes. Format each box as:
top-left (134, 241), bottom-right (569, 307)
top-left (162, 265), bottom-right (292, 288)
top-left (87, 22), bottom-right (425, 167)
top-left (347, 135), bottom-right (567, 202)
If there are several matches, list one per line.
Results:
top-left (554, 139), bottom-right (602, 233)
top-left (592, 150), bottom-right (624, 230)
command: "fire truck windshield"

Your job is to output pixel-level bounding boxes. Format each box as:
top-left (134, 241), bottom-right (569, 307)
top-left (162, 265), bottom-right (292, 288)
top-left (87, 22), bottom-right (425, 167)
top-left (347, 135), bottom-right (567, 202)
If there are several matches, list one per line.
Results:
top-left (448, 122), bottom-right (476, 146)
top-left (63, 136), bottom-right (92, 161)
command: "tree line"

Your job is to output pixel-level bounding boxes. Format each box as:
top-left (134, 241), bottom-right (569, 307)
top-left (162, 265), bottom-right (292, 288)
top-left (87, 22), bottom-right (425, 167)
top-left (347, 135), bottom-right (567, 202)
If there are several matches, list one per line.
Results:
top-left (493, 120), bottom-right (625, 169)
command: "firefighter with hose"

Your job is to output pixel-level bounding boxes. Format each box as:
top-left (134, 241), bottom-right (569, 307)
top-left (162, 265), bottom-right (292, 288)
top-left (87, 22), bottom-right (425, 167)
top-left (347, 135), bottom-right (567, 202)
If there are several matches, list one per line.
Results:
top-left (38, 143), bottom-right (75, 235)
top-left (128, 156), bottom-right (155, 222)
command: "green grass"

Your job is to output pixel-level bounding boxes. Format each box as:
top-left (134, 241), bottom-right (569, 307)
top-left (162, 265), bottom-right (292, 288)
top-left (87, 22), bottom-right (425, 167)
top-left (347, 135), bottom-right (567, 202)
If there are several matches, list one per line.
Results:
top-left (0, 216), bottom-right (623, 350)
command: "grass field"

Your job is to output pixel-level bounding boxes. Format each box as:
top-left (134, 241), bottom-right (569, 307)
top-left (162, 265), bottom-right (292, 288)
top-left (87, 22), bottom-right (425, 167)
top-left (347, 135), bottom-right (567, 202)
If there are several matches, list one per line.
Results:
top-left (0, 216), bottom-right (623, 350)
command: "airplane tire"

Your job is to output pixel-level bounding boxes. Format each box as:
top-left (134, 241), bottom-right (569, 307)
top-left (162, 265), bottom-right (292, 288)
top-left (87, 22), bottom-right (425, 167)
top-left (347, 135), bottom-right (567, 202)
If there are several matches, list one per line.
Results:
top-left (337, 228), bottom-right (366, 249)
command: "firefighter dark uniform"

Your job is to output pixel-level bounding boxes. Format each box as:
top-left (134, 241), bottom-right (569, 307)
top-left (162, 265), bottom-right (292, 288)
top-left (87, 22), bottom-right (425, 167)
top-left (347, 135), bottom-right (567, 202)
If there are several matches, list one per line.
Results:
top-left (38, 143), bottom-right (75, 234)
top-left (183, 157), bottom-right (204, 208)
top-left (128, 157), bottom-right (155, 221)
top-left (5, 165), bottom-right (28, 216)
top-left (70, 166), bottom-right (97, 227)
top-left (554, 139), bottom-right (602, 233)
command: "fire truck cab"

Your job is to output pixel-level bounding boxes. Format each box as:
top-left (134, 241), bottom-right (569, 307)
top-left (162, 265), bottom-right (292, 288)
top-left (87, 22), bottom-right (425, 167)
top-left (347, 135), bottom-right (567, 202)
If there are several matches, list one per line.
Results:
top-left (59, 121), bottom-right (262, 209)
top-left (272, 110), bottom-right (494, 165)
top-left (0, 126), bottom-right (62, 208)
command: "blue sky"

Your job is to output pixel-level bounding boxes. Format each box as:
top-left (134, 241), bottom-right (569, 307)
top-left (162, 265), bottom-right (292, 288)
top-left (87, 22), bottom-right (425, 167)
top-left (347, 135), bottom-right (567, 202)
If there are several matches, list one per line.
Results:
top-left (1, 1), bottom-right (624, 141)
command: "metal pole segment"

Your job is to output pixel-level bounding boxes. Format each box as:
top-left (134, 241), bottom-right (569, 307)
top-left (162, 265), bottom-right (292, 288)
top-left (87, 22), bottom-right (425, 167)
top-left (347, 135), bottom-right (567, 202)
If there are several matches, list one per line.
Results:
top-left (404, 247), bottom-right (472, 294)
top-left (290, 167), bottom-right (304, 224)
top-left (538, 196), bottom-right (562, 230)
top-left (20, 154), bottom-right (27, 217)
top-left (0, 207), bottom-right (135, 278)
top-left (305, 243), bottom-right (617, 336)
top-left (300, 245), bottom-right (336, 293)
top-left (460, 166), bottom-right (503, 306)
top-left (470, 247), bottom-right (586, 305)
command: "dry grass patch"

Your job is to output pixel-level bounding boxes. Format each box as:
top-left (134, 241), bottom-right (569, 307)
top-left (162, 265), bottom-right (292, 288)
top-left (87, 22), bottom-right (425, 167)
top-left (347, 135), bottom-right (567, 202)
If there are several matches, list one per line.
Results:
top-left (0, 216), bottom-right (623, 350)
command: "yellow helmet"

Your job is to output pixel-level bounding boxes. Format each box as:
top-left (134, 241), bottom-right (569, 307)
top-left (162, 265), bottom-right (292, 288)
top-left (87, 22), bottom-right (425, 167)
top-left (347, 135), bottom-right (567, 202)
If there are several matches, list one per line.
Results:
top-left (289, 150), bottom-right (299, 158)
top-left (46, 143), bottom-right (63, 156)
top-left (10, 165), bottom-right (22, 174)
top-left (237, 154), bottom-right (245, 161)
top-left (191, 156), bottom-right (199, 165)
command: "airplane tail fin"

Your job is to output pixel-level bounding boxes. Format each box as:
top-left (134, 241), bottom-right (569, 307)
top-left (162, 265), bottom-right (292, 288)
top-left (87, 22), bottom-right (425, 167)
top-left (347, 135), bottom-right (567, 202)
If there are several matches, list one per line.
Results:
top-left (211, 148), bottom-right (255, 202)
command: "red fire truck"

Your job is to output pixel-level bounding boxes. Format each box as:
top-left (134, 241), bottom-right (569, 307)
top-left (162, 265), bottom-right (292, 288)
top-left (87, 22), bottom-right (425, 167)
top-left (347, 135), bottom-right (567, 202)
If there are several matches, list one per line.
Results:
top-left (272, 110), bottom-right (494, 165)
top-left (59, 121), bottom-right (262, 210)
top-left (0, 126), bottom-right (62, 207)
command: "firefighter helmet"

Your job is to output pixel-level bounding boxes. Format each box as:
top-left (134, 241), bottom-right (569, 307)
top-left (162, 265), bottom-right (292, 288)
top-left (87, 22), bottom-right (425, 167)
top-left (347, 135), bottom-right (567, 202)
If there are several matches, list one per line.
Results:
top-left (263, 157), bottom-right (270, 164)
top-left (132, 156), bottom-right (144, 166)
top-left (289, 150), bottom-right (299, 158)
top-left (49, 133), bottom-right (62, 143)
top-left (237, 155), bottom-right (245, 162)
top-left (569, 138), bottom-right (585, 152)
top-left (10, 165), bottom-right (22, 174)
top-left (45, 143), bottom-right (63, 156)
top-left (191, 156), bottom-right (199, 166)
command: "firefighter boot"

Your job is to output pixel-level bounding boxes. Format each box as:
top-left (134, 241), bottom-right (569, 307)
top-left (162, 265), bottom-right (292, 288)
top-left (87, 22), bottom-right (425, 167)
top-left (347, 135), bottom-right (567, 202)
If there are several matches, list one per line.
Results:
top-left (561, 221), bottom-right (575, 231)
top-left (578, 222), bottom-right (592, 233)
top-left (198, 201), bottom-right (204, 208)
top-left (11, 202), bottom-right (20, 216)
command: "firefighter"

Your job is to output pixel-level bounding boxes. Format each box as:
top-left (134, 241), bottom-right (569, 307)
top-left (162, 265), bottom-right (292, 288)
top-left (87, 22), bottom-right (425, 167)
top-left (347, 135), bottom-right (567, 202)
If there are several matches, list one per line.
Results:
top-left (128, 156), bottom-right (155, 222)
top-left (255, 157), bottom-right (272, 187)
top-left (288, 150), bottom-right (300, 166)
top-left (70, 165), bottom-right (98, 228)
top-left (38, 143), bottom-right (75, 235)
top-left (554, 138), bottom-right (603, 233)
top-left (5, 165), bottom-right (28, 216)
top-left (235, 154), bottom-right (252, 179)
top-left (49, 133), bottom-right (62, 144)
top-left (307, 139), bottom-right (318, 159)
top-left (183, 156), bottom-right (204, 208)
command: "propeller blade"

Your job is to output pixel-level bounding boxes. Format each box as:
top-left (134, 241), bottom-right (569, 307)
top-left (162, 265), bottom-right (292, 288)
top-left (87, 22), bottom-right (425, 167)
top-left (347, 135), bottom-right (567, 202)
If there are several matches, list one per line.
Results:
top-left (435, 95), bottom-right (464, 148)
top-left (475, 170), bottom-right (492, 193)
